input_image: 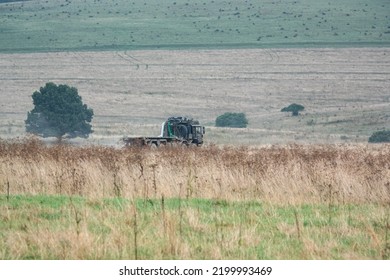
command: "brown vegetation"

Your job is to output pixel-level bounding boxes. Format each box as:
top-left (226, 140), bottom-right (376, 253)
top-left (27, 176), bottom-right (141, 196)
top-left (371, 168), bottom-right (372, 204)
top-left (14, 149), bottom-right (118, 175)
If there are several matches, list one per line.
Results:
top-left (1, 138), bottom-right (389, 204)
top-left (1, 138), bottom-right (390, 259)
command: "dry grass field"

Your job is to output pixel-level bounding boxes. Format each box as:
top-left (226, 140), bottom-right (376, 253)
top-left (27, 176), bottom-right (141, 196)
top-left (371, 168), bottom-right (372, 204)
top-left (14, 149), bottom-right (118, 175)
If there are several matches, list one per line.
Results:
top-left (1, 48), bottom-right (389, 145)
top-left (0, 138), bottom-right (389, 259)
top-left (1, 138), bottom-right (389, 203)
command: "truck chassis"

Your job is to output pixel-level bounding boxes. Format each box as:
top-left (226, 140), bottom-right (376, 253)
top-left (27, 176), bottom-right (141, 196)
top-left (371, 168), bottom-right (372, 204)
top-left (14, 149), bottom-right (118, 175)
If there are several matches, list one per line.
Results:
top-left (122, 136), bottom-right (192, 147)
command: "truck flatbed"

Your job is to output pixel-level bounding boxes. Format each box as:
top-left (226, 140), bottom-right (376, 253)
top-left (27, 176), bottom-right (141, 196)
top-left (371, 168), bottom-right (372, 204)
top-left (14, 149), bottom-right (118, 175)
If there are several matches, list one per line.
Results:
top-left (122, 136), bottom-right (189, 147)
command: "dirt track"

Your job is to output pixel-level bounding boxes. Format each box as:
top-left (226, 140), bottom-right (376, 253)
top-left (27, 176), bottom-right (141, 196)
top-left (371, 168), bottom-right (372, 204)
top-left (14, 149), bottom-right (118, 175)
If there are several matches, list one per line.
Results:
top-left (0, 48), bottom-right (389, 144)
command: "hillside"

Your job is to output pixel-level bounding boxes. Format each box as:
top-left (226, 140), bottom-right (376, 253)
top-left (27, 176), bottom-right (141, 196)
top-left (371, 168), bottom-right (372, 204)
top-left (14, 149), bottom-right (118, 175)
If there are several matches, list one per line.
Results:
top-left (0, 48), bottom-right (389, 145)
top-left (1, 0), bottom-right (389, 145)
top-left (0, 0), bottom-right (389, 52)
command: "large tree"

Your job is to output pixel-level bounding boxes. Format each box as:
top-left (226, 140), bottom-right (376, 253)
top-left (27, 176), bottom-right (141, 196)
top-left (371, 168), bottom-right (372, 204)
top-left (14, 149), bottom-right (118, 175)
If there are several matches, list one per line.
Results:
top-left (25, 82), bottom-right (93, 140)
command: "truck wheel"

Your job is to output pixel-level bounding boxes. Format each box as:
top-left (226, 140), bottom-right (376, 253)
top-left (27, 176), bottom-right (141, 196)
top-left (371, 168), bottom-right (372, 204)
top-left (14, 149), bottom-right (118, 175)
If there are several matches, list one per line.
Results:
top-left (177, 125), bottom-right (188, 139)
top-left (181, 140), bottom-right (189, 147)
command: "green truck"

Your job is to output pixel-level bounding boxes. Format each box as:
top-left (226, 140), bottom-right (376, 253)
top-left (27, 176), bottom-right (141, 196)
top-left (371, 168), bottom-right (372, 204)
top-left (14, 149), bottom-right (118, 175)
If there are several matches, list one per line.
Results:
top-left (122, 117), bottom-right (205, 147)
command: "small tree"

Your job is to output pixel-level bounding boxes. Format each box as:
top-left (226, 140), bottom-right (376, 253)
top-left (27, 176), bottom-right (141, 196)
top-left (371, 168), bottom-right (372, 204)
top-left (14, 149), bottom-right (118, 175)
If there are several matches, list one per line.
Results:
top-left (215, 112), bottom-right (248, 128)
top-left (281, 103), bottom-right (305, 116)
top-left (25, 82), bottom-right (93, 140)
top-left (368, 130), bottom-right (390, 143)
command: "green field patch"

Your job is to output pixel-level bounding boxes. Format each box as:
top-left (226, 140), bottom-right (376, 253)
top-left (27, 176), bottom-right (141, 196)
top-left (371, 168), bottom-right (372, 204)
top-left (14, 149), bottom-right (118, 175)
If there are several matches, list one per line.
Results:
top-left (0, 194), bottom-right (84, 209)
top-left (0, 0), bottom-right (389, 52)
top-left (38, 211), bottom-right (63, 221)
top-left (0, 194), bottom-right (388, 259)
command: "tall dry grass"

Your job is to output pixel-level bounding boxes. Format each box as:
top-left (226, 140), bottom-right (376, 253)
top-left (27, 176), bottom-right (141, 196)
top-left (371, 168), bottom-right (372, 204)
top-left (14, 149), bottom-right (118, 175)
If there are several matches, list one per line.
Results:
top-left (1, 137), bottom-right (389, 204)
top-left (1, 137), bottom-right (390, 260)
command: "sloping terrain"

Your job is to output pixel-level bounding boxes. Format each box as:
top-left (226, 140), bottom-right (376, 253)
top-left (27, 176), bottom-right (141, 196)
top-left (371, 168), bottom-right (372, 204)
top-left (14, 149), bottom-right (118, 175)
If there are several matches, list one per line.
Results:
top-left (0, 0), bottom-right (389, 52)
top-left (1, 48), bottom-right (389, 144)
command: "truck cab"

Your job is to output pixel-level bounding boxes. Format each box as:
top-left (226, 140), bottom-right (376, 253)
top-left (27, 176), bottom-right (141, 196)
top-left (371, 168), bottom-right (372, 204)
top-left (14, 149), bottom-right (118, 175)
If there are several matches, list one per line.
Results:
top-left (161, 117), bottom-right (205, 146)
top-left (191, 125), bottom-right (205, 146)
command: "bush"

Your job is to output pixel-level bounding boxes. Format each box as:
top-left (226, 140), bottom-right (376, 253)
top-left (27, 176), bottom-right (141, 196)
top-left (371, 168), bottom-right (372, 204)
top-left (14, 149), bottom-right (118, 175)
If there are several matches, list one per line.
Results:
top-left (215, 112), bottom-right (248, 128)
top-left (368, 130), bottom-right (390, 143)
top-left (281, 103), bottom-right (305, 116)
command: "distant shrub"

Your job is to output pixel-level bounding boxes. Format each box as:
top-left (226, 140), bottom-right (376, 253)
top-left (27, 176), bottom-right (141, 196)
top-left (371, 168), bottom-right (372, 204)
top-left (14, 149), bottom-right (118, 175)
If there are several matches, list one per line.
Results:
top-left (215, 112), bottom-right (248, 128)
top-left (281, 103), bottom-right (305, 116)
top-left (368, 130), bottom-right (390, 143)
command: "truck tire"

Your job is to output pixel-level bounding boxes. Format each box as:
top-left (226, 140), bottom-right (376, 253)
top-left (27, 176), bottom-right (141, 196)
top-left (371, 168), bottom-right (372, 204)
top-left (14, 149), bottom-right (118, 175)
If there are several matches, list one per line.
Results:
top-left (177, 124), bottom-right (188, 139)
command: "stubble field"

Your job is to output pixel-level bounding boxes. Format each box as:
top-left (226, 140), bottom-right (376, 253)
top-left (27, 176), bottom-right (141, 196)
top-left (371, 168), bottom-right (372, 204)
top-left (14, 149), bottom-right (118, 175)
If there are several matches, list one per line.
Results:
top-left (1, 47), bottom-right (389, 145)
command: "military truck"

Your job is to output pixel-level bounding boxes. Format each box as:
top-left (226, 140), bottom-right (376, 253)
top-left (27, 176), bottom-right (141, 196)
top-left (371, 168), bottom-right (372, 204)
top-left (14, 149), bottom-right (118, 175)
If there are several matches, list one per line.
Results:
top-left (122, 117), bottom-right (205, 147)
